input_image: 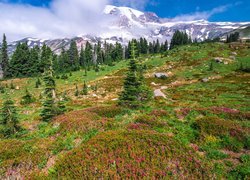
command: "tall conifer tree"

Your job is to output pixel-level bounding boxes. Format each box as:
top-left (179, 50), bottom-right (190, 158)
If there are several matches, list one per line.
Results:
top-left (1, 34), bottom-right (9, 78)
top-left (119, 41), bottom-right (152, 108)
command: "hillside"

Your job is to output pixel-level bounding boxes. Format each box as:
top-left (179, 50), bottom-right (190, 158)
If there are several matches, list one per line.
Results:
top-left (0, 42), bottom-right (250, 179)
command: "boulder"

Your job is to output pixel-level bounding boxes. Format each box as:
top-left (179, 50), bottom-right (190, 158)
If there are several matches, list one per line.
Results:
top-left (154, 89), bottom-right (166, 99)
top-left (229, 56), bottom-right (236, 60)
top-left (214, 57), bottom-right (223, 63)
top-left (151, 82), bottom-right (158, 86)
top-left (161, 86), bottom-right (168, 90)
top-left (231, 52), bottom-right (237, 56)
top-left (201, 78), bottom-right (209, 83)
top-left (154, 73), bottom-right (168, 79)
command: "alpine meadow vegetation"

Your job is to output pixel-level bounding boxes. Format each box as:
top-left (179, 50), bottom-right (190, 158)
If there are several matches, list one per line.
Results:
top-left (0, 32), bottom-right (249, 179)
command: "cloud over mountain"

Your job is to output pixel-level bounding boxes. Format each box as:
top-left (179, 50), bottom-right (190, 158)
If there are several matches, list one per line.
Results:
top-left (0, 0), bottom-right (112, 41)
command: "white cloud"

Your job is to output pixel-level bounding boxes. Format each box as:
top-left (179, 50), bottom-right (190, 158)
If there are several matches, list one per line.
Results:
top-left (172, 5), bottom-right (230, 22)
top-left (0, 0), bottom-right (112, 42)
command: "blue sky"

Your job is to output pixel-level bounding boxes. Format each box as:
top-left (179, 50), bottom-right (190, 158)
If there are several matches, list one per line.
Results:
top-left (2, 0), bottom-right (250, 21)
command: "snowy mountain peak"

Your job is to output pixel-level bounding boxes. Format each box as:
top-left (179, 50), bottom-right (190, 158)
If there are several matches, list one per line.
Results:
top-left (104, 5), bottom-right (144, 18)
top-left (3, 5), bottom-right (250, 55)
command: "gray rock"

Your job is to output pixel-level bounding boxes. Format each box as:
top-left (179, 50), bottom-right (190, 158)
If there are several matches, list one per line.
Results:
top-left (231, 52), bottom-right (237, 56)
top-left (214, 58), bottom-right (223, 63)
top-left (154, 89), bottom-right (166, 99)
top-left (151, 82), bottom-right (158, 86)
top-left (229, 56), bottom-right (236, 60)
top-left (154, 73), bottom-right (168, 79)
top-left (201, 78), bottom-right (209, 83)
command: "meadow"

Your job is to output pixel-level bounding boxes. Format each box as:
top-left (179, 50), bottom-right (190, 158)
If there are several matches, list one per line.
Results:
top-left (0, 42), bottom-right (249, 179)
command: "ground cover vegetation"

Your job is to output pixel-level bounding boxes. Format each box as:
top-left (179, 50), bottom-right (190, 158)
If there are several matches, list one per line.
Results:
top-left (0, 31), bottom-right (249, 179)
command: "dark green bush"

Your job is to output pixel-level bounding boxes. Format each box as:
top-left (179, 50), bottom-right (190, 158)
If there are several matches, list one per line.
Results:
top-left (221, 136), bottom-right (244, 152)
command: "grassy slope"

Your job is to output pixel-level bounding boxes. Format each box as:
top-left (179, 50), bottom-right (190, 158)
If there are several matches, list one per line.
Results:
top-left (0, 42), bottom-right (249, 179)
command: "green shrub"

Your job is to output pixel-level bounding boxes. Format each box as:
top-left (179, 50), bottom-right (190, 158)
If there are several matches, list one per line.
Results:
top-left (221, 136), bottom-right (244, 152)
top-left (228, 164), bottom-right (250, 180)
top-left (206, 149), bottom-right (228, 160)
top-left (61, 74), bottom-right (68, 80)
top-left (52, 134), bottom-right (76, 155)
top-left (134, 115), bottom-right (167, 128)
top-left (195, 117), bottom-right (235, 137)
top-left (87, 106), bottom-right (125, 118)
top-left (240, 154), bottom-right (250, 164)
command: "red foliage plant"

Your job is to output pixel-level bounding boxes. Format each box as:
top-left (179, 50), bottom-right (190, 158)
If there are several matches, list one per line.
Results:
top-left (50, 130), bottom-right (212, 179)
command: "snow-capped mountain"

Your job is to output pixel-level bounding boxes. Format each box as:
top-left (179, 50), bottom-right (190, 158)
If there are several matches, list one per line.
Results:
top-left (3, 5), bottom-right (250, 54)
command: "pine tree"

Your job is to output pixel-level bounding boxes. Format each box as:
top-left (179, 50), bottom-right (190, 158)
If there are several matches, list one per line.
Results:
top-left (28, 46), bottom-right (40, 76)
top-left (154, 39), bottom-right (161, 53)
top-left (82, 81), bottom-right (88, 95)
top-left (0, 98), bottom-right (20, 137)
top-left (170, 30), bottom-right (190, 49)
top-left (149, 42), bottom-right (154, 54)
top-left (10, 81), bottom-right (15, 89)
top-left (40, 56), bottom-right (57, 122)
top-left (164, 40), bottom-right (168, 51)
top-left (1, 34), bottom-right (9, 78)
top-left (0, 83), bottom-right (5, 93)
top-left (20, 89), bottom-right (35, 105)
top-left (9, 42), bottom-right (30, 77)
top-left (84, 41), bottom-right (93, 67)
top-left (68, 40), bottom-right (79, 71)
top-left (35, 78), bottom-right (42, 88)
top-left (40, 44), bottom-right (52, 73)
top-left (75, 84), bottom-right (79, 97)
top-left (119, 41), bottom-right (152, 108)
top-left (79, 45), bottom-right (85, 67)
top-left (96, 41), bottom-right (103, 64)
top-left (209, 62), bottom-right (214, 71)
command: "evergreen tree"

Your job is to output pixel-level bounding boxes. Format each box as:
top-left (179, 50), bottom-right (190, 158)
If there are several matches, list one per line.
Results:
top-left (96, 41), bottom-right (103, 64)
top-left (58, 47), bottom-right (69, 72)
top-left (119, 41), bottom-right (152, 108)
top-left (10, 81), bottom-right (15, 89)
top-left (154, 39), bottom-right (161, 53)
top-left (68, 40), bottom-right (79, 71)
top-left (40, 44), bottom-right (52, 73)
top-left (79, 45), bottom-right (85, 67)
top-left (149, 42), bottom-right (154, 54)
top-left (0, 98), bottom-right (20, 137)
top-left (0, 83), bottom-right (5, 93)
top-left (75, 84), bottom-right (79, 97)
top-left (40, 56), bottom-right (57, 122)
top-left (170, 30), bottom-right (190, 49)
top-left (84, 41), bottom-right (93, 67)
top-left (209, 62), bottom-right (214, 71)
top-left (28, 46), bottom-right (40, 76)
top-left (226, 32), bottom-right (240, 43)
top-left (82, 81), bottom-right (88, 95)
top-left (1, 34), bottom-right (9, 78)
top-left (9, 42), bottom-right (30, 77)
top-left (20, 89), bottom-right (35, 105)
top-left (139, 37), bottom-right (148, 54)
top-left (35, 78), bottom-right (42, 88)
top-left (163, 40), bottom-right (168, 51)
